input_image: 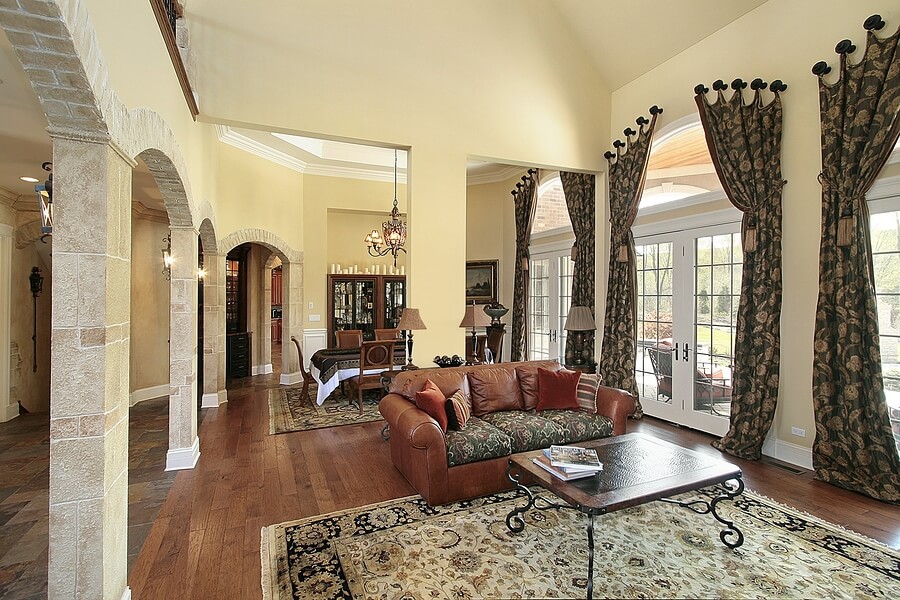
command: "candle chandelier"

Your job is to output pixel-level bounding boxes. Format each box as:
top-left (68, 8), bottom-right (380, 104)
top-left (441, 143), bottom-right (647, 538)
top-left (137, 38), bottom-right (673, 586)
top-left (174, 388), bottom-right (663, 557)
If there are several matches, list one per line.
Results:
top-left (364, 149), bottom-right (407, 267)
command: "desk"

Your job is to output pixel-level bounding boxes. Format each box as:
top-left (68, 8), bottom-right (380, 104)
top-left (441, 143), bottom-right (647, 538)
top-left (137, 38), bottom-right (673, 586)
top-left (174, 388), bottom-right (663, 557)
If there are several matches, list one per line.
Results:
top-left (309, 346), bottom-right (406, 405)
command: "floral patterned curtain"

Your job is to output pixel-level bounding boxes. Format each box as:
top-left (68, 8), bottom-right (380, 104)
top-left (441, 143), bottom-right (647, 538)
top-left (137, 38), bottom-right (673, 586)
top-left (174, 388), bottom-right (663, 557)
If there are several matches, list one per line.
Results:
top-left (511, 169), bottom-right (538, 362)
top-left (811, 15), bottom-right (900, 503)
top-left (561, 172), bottom-right (596, 364)
top-left (694, 78), bottom-right (787, 460)
top-left (599, 107), bottom-right (661, 416)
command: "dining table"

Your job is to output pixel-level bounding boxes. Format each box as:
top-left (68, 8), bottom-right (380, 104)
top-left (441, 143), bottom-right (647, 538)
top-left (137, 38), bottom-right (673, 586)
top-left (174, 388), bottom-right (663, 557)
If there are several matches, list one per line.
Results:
top-left (308, 345), bottom-right (407, 405)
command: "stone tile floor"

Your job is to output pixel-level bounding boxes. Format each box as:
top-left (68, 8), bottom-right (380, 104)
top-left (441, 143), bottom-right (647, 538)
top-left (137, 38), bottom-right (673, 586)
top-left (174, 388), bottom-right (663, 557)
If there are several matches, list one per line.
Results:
top-left (0, 398), bottom-right (199, 599)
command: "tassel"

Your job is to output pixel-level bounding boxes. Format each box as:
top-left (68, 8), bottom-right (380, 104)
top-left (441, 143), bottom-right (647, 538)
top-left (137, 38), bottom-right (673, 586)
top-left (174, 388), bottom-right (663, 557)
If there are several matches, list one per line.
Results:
top-left (521, 257), bottom-right (529, 270)
top-left (743, 227), bottom-right (757, 253)
top-left (616, 244), bottom-right (628, 262)
top-left (837, 211), bottom-right (854, 247)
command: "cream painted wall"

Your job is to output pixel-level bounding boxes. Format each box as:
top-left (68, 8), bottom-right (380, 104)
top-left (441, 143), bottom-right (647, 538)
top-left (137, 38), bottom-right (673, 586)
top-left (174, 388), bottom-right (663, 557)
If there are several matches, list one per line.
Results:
top-left (214, 143), bottom-right (304, 252)
top-left (9, 238), bottom-right (50, 413)
top-left (611, 0), bottom-right (900, 453)
top-left (129, 215), bottom-right (171, 395)
top-left (303, 175), bottom-right (407, 329)
top-left (186, 0), bottom-right (611, 361)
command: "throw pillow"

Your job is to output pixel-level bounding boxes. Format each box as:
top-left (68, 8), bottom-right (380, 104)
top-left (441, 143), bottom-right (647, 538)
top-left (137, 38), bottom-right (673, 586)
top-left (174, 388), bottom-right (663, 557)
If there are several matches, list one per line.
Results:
top-left (445, 389), bottom-right (471, 431)
top-left (536, 367), bottom-right (580, 411)
top-left (576, 373), bottom-right (600, 413)
top-left (415, 379), bottom-right (449, 433)
top-left (517, 363), bottom-right (562, 410)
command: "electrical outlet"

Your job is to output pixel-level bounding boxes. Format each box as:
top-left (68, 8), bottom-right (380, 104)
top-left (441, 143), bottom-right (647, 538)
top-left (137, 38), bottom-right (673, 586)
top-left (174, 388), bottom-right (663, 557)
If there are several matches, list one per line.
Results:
top-left (791, 426), bottom-right (806, 437)
top-left (308, 302), bottom-right (314, 309)
top-left (309, 314), bottom-right (320, 322)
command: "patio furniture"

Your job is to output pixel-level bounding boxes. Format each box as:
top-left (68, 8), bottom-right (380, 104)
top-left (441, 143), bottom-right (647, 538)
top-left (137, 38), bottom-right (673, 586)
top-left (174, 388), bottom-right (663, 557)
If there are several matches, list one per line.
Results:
top-left (646, 345), bottom-right (732, 414)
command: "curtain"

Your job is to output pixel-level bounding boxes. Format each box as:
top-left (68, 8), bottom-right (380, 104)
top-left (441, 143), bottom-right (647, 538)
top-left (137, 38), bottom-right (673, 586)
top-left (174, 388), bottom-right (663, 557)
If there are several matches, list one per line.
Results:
top-left (694, 78), bottom-right (787, 460)
top-left (812, 15), bottom-right (900, 503)
top-left (599, 107), bottom-right (661, 416)
top-left (561, 172), bottom-right (596, 364)
top-left (511, 169), bottom-right (538, 362)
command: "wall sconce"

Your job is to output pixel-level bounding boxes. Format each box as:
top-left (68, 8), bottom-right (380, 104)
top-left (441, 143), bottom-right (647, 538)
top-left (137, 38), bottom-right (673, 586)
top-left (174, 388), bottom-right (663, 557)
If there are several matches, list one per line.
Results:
top-left (162, 232), bottom-right (173, 280)
top-left (34, 162), bottom-right (52, 242)
top-left (29, 266), bottom-right (43, 372)
top-left (197, 267), bottom-right (206, 280)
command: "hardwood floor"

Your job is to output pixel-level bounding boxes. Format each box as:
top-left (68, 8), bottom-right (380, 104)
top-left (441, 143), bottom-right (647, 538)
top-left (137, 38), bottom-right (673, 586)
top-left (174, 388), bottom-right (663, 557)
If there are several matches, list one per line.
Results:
top-left (128, 373), bottom-right (900, 598)
top-left (1, 353), bottom-right (898, 598)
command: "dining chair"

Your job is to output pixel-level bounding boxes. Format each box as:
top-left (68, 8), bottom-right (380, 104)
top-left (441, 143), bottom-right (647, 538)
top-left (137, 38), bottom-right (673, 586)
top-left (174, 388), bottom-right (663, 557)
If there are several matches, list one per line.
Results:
top-left (290, 336), bottom-right (317, 408)
top-left (336, 329), bottom-right (363, 348)
top-left (349, 340), bottom-right (396, 415)
top-left (374, 328), bottom-right (400, 341)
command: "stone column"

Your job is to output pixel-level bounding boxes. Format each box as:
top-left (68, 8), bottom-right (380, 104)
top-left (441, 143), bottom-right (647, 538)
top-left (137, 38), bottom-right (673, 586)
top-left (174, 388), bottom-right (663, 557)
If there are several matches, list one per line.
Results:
top-left (279, 259), bottom-right (303, 384)
top-left (0, 223), bottom-right (13, 421)
top-left (200, 252), bottom-right (226, 407)
top-left (259, 264), bottom-right (272, 374)
top-left (165, 226), bottom-right (199, 470)
top-left (49, 137), bottom-right (133, 600)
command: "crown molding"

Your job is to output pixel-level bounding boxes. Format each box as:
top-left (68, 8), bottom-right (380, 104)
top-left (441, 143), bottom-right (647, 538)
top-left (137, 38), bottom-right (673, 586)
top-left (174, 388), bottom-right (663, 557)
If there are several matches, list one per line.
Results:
top-left (467, 165), bottom-right (527, 186)
top-left (132, 201), bottom-right (170, 223)
top-left (215, 125), bottom-right (408, 183)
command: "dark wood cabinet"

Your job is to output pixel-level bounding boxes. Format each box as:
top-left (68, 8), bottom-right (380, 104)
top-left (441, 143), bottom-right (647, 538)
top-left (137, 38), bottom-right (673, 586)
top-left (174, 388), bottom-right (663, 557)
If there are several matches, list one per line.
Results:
top-left (271, 265), bottom-right (282, 344)
top-left (227, 331), bottom-right (251, 379)
top-left (327, 274), bottom-right (405, 348)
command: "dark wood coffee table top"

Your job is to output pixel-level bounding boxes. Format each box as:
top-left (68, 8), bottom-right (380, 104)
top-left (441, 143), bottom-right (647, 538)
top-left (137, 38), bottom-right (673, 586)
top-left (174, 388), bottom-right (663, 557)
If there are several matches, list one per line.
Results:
top-left (509, 432), bottom-right (742, 514)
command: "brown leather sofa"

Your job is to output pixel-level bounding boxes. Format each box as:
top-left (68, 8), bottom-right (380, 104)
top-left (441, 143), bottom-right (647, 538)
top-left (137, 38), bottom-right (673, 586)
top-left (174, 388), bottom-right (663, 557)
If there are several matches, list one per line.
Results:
top-left (379, 360), bottom-right (636, 505)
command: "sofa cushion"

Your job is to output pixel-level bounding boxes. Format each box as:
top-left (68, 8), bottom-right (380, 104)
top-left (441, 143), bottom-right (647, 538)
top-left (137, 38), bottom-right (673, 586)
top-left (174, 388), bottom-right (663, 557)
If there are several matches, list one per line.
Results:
top-left (537, 410), bottom-right (614, 443)
top-left (481, 411), bottom-right (569, 453)
top-left (468, 367), bottom-right (524, 416)
top-left (390, 367), bottom-right (470, 402)
top-left (415, 379), bottom-right (449, 433)
top-left (445, 390), bottom-right (471, 431)
top-left (536, 368), bottom-right (581, 411)
top-left (445, 416), bottom-right (514, 467)
top-left (517, 362), bottom-right (562, 410)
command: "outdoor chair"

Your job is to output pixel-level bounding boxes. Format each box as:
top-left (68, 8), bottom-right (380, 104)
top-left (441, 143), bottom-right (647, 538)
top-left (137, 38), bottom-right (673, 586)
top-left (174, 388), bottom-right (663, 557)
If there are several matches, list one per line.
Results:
top-left (646, 344), bottom-right (732, 413)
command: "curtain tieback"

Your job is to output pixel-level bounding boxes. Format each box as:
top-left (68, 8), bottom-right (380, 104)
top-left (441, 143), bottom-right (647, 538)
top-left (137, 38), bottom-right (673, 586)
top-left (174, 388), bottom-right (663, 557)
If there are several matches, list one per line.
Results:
top-left (819, 173), bottom-right (860, 247)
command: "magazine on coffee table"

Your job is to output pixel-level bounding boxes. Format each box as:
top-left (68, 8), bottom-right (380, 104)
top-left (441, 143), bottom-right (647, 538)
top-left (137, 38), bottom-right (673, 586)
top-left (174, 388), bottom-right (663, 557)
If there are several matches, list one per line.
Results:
top-left (532, 455), bottom-right (597, 481)
top-left (547, 445), bottom-right (603, 471)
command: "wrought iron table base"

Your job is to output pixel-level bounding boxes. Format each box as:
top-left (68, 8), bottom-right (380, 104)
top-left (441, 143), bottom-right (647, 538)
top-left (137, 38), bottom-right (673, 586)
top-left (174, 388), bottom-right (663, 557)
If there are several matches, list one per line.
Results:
top-left (504, 463), bottom-right (745, 600)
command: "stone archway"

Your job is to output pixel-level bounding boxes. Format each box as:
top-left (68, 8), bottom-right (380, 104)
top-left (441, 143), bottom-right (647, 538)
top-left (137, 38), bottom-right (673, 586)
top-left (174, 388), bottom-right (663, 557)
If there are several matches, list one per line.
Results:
top-left (219, 229), bottom-right (304, 382)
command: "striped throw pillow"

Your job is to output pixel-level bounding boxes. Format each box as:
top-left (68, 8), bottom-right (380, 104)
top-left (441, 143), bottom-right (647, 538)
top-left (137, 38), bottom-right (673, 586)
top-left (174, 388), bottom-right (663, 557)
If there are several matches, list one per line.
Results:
top-left (445, 389), bottom-right (471, 431)
top-left (576, 373), bottom-right (600, 413)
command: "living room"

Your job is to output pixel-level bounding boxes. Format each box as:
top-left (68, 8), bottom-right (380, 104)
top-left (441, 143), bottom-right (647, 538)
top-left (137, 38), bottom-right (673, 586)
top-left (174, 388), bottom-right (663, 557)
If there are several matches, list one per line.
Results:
top-left (0, 0), bottom-right (898, 598)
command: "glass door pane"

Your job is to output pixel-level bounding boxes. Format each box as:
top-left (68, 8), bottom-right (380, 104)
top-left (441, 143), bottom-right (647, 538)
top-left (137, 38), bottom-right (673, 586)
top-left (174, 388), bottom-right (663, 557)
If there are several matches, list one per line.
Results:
top-left (557, 256), bottom-right (573, 358)
top-left (635, 240), bottom-right (674, 408)
top-left (528, 258), bottom-right (551, 360)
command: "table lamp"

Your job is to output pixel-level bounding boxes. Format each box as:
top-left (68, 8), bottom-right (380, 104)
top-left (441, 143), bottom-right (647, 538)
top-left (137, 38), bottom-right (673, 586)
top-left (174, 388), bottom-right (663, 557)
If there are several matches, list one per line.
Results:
top-left (459, 302), bottom-right (492, 364)
top-left (564, 305), bottom-right (596, 366)
top-left (396, 308), bottom-right (426, 370)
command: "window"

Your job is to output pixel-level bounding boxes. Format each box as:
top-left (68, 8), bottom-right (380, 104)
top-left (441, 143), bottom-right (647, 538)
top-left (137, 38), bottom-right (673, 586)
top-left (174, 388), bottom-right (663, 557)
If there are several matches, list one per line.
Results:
top-left (532, 173), bottom-right (572, 234)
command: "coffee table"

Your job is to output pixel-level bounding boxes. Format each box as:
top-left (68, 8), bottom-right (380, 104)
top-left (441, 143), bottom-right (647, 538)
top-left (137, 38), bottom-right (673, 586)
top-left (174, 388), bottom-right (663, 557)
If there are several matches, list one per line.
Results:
top-left (505, 433), bottom-right (744, 600)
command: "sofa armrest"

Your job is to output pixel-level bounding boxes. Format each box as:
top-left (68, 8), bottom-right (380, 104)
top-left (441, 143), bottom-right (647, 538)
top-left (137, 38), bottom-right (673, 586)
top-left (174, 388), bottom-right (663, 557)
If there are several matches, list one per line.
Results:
top-left (595, 385), bottom-right (637, 436)
top-left (380, 393), bottom-right (445, 449)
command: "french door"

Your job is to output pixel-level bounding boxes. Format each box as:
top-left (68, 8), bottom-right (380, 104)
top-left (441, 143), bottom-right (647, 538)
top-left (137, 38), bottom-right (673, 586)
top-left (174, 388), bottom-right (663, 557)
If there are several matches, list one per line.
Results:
top-left (634, 223), bottom-right (741, 436)
top-left (528, 249), bottom-right (573, 363)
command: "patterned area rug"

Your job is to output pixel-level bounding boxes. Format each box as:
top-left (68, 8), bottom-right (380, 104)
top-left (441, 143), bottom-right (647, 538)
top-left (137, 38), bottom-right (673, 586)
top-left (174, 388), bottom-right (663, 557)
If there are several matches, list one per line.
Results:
top-left (267, 385), bottom-right (385, 434)
top-left (260, 486), bottom-right (900, 599)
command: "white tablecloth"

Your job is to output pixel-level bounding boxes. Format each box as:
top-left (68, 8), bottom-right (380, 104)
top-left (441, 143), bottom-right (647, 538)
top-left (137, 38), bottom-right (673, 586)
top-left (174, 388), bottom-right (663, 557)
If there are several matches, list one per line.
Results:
top-left (310, 364), bottom-right (389, 405)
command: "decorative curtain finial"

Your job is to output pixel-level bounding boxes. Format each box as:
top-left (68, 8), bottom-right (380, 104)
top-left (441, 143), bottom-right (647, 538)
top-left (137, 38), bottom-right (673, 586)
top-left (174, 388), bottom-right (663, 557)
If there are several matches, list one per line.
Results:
top-left (864, 14), bottom-right (885, 31)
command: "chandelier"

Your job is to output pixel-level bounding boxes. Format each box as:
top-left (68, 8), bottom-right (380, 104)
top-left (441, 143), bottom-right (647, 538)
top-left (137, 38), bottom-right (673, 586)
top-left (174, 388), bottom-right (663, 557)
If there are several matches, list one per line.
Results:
top-left (364, 149), bottom-right (407, 267)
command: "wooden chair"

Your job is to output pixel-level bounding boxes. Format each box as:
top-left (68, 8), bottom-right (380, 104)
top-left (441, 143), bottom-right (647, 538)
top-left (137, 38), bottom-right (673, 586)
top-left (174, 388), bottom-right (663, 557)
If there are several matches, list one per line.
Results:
top-left (374, 328), bottom-right (400, 341)
top-left (349, 340), bottom-right (395, 415)
top-left (290, 336), bottom-right (317, 408)
top-left (336, 329), bottom-right (362, 348)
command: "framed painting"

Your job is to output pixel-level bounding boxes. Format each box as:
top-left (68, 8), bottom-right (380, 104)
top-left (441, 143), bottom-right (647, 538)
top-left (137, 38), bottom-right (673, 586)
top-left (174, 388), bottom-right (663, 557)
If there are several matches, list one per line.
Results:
top-left (465, 260), bottom-right (498, 304)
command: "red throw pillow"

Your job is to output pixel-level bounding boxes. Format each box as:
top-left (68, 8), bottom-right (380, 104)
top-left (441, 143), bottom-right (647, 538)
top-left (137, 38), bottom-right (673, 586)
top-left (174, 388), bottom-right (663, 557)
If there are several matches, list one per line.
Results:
top-left (536, 368), bottom-right (581, 411)
top-left (415, 379), bottom-right (449, 433)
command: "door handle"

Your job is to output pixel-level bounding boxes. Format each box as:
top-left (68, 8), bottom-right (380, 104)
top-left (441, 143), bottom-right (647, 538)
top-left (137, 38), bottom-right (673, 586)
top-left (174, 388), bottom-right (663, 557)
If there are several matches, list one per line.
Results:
top-left (550, 329), bottom-right (557, 342)
top-left (682, 342), bottom-right (691, 362)
top-left (674, 343), bottom-right (679, 361)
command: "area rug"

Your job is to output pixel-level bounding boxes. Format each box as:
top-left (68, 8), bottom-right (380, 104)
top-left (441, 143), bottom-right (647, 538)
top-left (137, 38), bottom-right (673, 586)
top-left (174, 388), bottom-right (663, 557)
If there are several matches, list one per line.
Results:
top-left (267, 385), bottom-right (384, 434)
top-left (260, 485), bottom-right (899, 599)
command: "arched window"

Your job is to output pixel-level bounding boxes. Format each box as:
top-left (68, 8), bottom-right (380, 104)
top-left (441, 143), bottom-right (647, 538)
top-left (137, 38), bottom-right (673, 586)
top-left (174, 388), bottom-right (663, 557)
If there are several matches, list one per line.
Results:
top-left (640, 118), bottom-right (724, 211)
top-left (531, 172), bottom-right (572, 235)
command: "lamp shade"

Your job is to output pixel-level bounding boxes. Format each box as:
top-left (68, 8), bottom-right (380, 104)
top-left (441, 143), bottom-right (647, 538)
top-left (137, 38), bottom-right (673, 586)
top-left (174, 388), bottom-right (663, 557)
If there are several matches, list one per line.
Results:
top-left (564, 306), bottom-right (596, 331)
top-left (397, 308), bottom-right (426, 330)
top-left (459, 304), bottom-right (492, 328)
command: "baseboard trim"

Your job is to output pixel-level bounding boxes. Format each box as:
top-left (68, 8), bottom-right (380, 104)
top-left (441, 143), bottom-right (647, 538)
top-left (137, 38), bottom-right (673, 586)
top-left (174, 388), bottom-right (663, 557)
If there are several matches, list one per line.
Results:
top-left (252, 363), bottom-right (273, 376)
top-left (165, 437), bottom-right (200, 471)
top-left (121, 587), bottom-right (132, 600)
top-left (201, 390), bottom-right (228, 408)
top-left (1, 403), bottom-right (19, 422)
top-left (280, 371), bottom-right (302, 385)
top-left (129, 384), bottom-right (169, 406)
top-left (762, 436), bottom-right (813, 471)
